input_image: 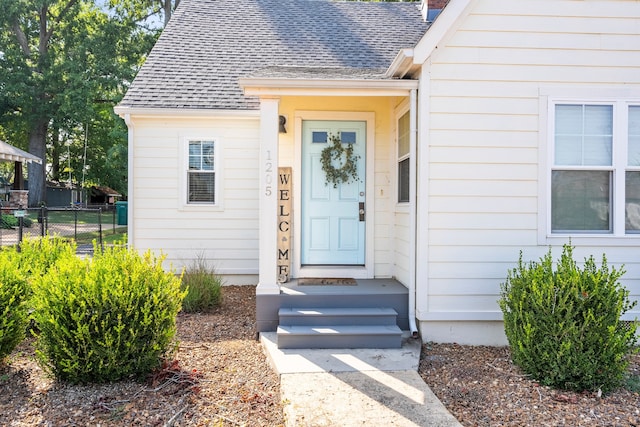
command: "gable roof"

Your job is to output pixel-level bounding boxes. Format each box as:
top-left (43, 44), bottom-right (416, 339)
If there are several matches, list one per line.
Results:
top-left (118, 0), bottom-right (429, 111)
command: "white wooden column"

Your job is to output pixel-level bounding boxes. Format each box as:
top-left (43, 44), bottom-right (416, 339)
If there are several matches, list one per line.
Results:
top-left (257, 98), bottom-right (280, 295)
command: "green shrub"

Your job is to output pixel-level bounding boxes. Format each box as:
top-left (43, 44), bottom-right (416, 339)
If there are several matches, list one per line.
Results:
top-left (181, 256), bottom-right (223, 313)
top-left (499, 244), bottom-right (638, 393)
top-left (0, 214), bottom-right (32, 229)
top-left (0, 237), bottom-right (76, 343)
top-left (0, 263), bottom-right (28, 363)
top-left (32, 245), bottom-right (186, 383)
top-left (14, 236), bottom-right (77, 280)
top-left (1, 214), bottom-right (17, 229)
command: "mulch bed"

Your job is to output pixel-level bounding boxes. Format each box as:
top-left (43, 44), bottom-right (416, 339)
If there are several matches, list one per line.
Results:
top-left (0, 285), bottom-right (285, 427)
top-left (2, 285), bottom-right (639, 426)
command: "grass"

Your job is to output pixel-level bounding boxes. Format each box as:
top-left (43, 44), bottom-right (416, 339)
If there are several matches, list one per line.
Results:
top-left (45, 210), bottom-right (116, 225)
top-left (103, 229), bottom-right (128, 245)
top-left (39, 228), bottom-right (127, 246)
top-left (181, 256), bottom-right (223, 313)
top-left (70, 228), bottom-right (127, 245)
top-left (626, 374), bottom-right (640, 393)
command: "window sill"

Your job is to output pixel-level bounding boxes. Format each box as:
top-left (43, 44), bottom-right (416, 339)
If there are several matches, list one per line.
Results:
top-left (178, 203), bottom-right (223, 212)
top-left (541, 233), bottom-right (640, 247)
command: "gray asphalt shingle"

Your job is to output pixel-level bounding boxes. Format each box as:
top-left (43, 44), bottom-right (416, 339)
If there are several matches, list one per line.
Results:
top-left (119, 0), bottom-right (429, 110)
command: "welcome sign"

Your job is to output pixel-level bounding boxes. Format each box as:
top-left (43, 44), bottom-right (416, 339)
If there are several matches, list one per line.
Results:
top-left (277, 167), bottom-right (292, 282)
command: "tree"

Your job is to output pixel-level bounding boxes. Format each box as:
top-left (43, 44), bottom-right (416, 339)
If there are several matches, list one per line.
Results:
top-left (161, 0), bottom-right (180, 27)
top-left (111, 0), bottom-right (180, 28)
top-left (0, 1), bottom-right (158, 205)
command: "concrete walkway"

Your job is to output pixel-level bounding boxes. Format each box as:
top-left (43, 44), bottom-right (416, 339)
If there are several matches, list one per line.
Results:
top-left (261, 332), bottom-right (462, 427)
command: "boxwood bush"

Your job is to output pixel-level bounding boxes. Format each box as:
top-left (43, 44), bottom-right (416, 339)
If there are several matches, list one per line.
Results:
top-left (11, 236), bottom-right (77, 280)
top-left (0, 237), bottom-right (75, 362)
top-left (0, 263), bottom-right (28, 363)
top-left (499, 244), bottom-right (638, 393)
top-left (32, 245), bottom-right (186, 383)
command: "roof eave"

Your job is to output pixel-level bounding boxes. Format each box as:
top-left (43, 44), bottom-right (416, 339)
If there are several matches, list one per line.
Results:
top-left (113, 106), bottom-right (261, 118)
top-left (386, 48), bottom-right (421, 79)
top-left (239, 78), bottom-right (419, 97)
top-left (0, 141), bottom-right (42, 164)
top-left (0, 154), bottom-right (42, 164)
top-left (413, 0), bottom-right (475, 63)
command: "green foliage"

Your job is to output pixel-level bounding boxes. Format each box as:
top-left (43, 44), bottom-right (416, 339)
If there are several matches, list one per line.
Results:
top-left (625, 371), bottom-right (640, 393)
top-left (32, 244), bottom-right (186, 383)
top-left (14, 236), bottom-right (77, 280)
top-left (0, 0), bottom-right (161, 203)
top-left (320, 133), bottom-right (360, 188)
top-left (499, 245), bottom-right (639, 393)
top-left (0, 262), bottom-right (28, 363)
top-left (181, 256), bottom-right (223, 313)
top-left (0, 212), bottom-right (31, 228)
top-left (1, 214), bottom-right (17, 229)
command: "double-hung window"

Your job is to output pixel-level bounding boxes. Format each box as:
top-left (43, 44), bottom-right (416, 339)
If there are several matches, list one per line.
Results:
top-left (626, 106), bottom-right (640, 232)
top-left (397, 110), bottom-right (410, 203)
top-left (549, 101), bottom-right (640, 235)
top-left (187, 140), bottom-right (216, 204)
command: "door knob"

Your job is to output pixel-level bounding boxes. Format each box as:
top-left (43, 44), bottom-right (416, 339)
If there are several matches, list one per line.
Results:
top-left (359, 202), bottom-right (365, 221)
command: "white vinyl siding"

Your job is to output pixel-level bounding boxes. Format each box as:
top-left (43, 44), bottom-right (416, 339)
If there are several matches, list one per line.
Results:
top-left (130, 116), bottom-right (260, 275)
top-left (418, 0), bottom-right (640, 342)
top-left (392, 100), bottom-right (412, 285)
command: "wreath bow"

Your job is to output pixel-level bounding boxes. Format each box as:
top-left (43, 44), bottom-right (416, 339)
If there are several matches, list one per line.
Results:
top-left (320, 133), bottom-right (360, 188)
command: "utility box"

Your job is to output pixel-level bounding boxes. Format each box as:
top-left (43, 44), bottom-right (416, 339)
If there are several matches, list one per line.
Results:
top-left (115, 201), bottom-right (128, 225)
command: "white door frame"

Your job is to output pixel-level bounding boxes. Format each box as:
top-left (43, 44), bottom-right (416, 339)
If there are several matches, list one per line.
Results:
top-left (293, 111), bottom-right (376, 279)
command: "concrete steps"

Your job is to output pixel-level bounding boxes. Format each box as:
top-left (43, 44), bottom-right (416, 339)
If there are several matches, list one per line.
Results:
top-left (277, 306), bottom-right (402, 349)
top-left (279, 307), bottom-right (399, 326)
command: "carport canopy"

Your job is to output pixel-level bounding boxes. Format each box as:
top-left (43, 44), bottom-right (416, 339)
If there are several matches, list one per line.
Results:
top-left (0, 140), bottom-right (42, 164)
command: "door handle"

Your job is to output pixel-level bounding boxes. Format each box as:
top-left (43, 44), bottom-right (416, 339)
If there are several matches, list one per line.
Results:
top-left (359, 202), bottom-right (365, 222)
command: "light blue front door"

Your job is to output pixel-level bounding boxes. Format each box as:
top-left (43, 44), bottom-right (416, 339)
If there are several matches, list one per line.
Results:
top-left (301, 120), bottom-right (366, 265)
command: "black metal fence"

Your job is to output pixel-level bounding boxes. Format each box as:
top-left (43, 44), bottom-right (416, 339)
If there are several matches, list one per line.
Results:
top-left (0, 205), bottom-right (123, 253)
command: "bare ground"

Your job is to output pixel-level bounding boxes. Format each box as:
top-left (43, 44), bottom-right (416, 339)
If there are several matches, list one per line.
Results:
top-left (1, 285), bottom-right (639, 426)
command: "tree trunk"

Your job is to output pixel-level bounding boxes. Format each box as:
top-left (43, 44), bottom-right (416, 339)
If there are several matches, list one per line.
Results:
top-left (50, 127), bottom-right (61, 181)
top-left (13, 161), bottom-right (24, 190)
top-left (164, 0), bottom-right (172, 27)
top-left (27, 119), bottom-right (48, 206)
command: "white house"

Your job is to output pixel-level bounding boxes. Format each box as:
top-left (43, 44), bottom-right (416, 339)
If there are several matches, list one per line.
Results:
top-left (115, 0), bottom-right (640, 346)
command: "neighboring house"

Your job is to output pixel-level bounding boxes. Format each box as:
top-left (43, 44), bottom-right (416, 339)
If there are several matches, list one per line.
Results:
top-left (0, 139), bottom-right (42, 207)
top-left (46, 181), bottom-right (84, 207)
top-left (89, 186), bottom-right (122, 205)
top-left (115, 0), bottom-right (640, 345)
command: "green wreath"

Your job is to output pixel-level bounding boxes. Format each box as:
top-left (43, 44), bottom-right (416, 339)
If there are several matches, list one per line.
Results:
top-left (320, 133), bottom-right (360, 188)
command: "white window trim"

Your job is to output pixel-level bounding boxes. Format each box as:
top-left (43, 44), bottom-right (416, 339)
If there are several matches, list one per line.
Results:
top-left (395, 101), bottom-right (411, 206)
top-left (178, 136), bottom-right (223, 211)
top-left (538, 87), bottom-right (640, 246)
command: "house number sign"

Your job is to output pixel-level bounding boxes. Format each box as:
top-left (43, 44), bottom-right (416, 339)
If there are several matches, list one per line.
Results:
top-left (277, 167), bottom-right (292, 283)
top-left (264, 150), bottom-right (273, 196)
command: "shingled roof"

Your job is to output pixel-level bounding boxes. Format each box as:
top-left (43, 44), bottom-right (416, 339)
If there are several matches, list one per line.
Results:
top-left (118, 0), bottom-right (429, 111)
